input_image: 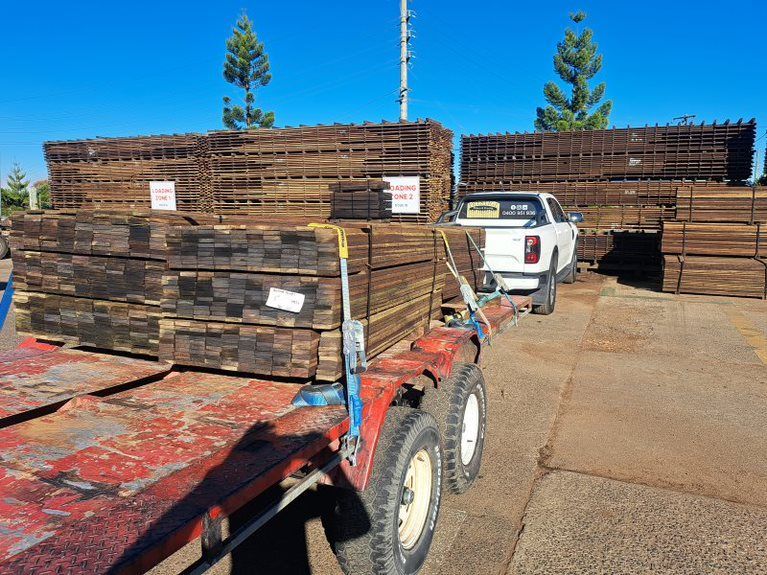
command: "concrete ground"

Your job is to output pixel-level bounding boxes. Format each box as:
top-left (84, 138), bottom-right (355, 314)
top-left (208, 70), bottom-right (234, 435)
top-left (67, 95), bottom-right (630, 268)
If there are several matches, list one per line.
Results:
top-left (2, 262), bottom-right (766, 573)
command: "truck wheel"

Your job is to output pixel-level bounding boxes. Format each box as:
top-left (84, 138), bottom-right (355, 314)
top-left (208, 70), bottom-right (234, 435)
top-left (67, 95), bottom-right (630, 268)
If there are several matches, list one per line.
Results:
top-left (420, 363), bottom-right (487, 494)
top-left (562, 244), bottom-right (577, 284)
top-left (533, 256), bottom-right (557, 315)
top-left (0, 236), bottom-right (8, 260)
top-left (327, 408), bottom-right (442, 575)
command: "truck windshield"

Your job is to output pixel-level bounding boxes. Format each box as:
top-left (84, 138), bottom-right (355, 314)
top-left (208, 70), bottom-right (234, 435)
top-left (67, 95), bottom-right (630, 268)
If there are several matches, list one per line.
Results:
top-left (458, 198), bottom-right (545, 227)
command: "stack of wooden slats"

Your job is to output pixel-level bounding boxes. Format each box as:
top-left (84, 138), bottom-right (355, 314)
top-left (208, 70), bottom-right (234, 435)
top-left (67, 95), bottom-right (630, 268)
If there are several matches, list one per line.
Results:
top-left (675, 186), bottom-right (767, 223)
top-left (436, 227), bottom-right (485, 301)
top-left (459, 122), bottom-right (756, 183)
top-left (44, 134), bottom-right (208, 211)
top-left (10, 209), bottom-right (216, 354)
top-left (458, 121), bottom-right (758, 273)
top-left (159, 222), bottom-right (447, 379)
top-left (44, 122), bottom-right (452, 223)
top-left (330, 180), bottom-right (392, 220)
top-left (661, 215), bottom-right (767, 298)
top-left (206, 121), bottom-right (453, 222)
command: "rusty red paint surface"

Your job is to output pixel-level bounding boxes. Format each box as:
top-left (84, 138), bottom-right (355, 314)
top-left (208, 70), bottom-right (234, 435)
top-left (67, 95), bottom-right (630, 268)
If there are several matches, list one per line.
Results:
top-left (0, 348), bottom-right (170, 422)
top-left (0, 299), bottom-right (521, 574)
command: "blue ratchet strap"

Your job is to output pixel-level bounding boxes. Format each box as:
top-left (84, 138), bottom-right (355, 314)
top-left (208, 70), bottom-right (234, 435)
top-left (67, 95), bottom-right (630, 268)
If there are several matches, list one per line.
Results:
top-left (307, 224), bottom-right (364, 460)
top-left (0, 273), bottom-right (14, 331)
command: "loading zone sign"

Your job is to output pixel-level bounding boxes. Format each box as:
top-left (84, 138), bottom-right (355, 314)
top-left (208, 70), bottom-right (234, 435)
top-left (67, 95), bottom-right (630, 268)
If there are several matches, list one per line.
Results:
top-left (384, 176), bottom-right (420, 214)
top-left (150, 181), bottom-right (177, 211)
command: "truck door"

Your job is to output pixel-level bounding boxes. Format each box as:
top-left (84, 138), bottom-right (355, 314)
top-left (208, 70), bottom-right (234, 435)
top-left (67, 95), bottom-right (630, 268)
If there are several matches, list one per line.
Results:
top-left (546, 198), bottom-right (574, 273)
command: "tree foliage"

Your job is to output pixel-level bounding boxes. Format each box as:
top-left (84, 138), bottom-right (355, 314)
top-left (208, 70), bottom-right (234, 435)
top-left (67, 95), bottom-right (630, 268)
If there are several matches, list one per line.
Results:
top-left (1, 163), bottom-right (30, 215)
top-left (33, 180), bottom-right (52, 209)
top-left (222, 13), bottom-right (275, 130)
top-left (535, 11), bottom-right (612, 132)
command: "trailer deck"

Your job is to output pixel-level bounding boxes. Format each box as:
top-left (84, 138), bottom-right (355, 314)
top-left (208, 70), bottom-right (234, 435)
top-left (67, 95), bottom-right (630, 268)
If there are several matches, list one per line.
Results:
top-left (0, 297), bottom-right (526, 575)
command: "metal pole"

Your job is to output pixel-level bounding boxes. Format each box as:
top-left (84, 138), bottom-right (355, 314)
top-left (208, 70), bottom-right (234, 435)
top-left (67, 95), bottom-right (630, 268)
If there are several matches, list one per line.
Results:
top-left (399, 0), bottom-right (409, 121)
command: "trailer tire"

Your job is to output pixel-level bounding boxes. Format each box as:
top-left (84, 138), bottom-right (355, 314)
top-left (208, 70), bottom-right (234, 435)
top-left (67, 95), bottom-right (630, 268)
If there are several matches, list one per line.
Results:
top-left (420, 363), bottom-right (487, 494)
top-left (0, 236), bottom-right (8, 260)
top-left (326, 408), bottom-right (442, 575)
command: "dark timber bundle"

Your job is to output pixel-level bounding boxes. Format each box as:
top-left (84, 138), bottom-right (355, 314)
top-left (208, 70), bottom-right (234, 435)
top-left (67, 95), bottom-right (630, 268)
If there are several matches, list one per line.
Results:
top-left (579, 205), bottom-right (674, 231)
top-left (330, 180), bottom-right (392, 220)
top-left (14, 292), bottom-right (161, 354)
top-left (9, 209), bottom-right (214, 354)
top-left (13, 251), bottom-right (165, 305)
top-left (675, 186), bottom-right (767, 223)
top-left (160, 221), bottom-right (447, 379)
top-left (459, 121), bottom-right (756, 183)
top-left (662, 255), bottom-right (767, 298)
top-left (207, 121), bottom-right (453, 223)
top-left (45, 134), bottom-right (209, 211)
top-left (661, 222), bottom-right (767, 257)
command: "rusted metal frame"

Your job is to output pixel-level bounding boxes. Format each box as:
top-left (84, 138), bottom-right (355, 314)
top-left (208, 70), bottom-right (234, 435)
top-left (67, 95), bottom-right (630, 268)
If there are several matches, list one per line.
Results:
top-left (183, 446), bottom-right (350, 575)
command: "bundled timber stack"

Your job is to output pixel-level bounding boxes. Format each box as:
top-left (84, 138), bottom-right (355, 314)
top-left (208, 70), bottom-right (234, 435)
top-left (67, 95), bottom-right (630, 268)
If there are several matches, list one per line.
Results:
top-left (159, 222), bottom-right (448, 380)
top-left (44, 121), bottom-right (452, 222)
top-left (660, 220), bottom-right (767, 298)
top-left (330, 180), bottom-right (392, 220)
top-left (45, 134), bottom-right (209, 211)
top-left (675, 186), bottom-right (767, 223)
top-left (662, 256), bottom-right (766, 298)
top-left (459, 121), bottom-right (758, 273)
top-left (206, 121), bottom-right (453, 222)
top-left (10, 209), bottom-right (216, 354)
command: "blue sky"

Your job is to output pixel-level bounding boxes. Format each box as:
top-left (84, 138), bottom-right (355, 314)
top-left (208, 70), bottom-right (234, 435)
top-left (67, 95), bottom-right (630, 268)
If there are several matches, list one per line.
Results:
top-left (1, 0), bottom-right (765, 182)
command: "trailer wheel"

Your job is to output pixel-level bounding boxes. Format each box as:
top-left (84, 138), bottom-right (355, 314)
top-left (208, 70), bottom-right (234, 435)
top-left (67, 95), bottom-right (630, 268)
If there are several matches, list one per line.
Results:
top-left (420, 363), bottom-right (487, 494)
top-left (0, 236), bottom-right (8, 260)
top-left (327, 408), bottom-right (442, 575)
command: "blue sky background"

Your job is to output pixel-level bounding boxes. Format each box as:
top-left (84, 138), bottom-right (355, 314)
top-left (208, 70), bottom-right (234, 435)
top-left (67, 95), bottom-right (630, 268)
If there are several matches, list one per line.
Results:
top-left (1, 0), bottom-right (765, 182)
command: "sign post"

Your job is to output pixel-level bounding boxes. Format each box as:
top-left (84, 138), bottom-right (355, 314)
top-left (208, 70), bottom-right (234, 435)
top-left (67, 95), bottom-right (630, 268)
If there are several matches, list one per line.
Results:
top-left (149, 181), bottom-right (177, 211)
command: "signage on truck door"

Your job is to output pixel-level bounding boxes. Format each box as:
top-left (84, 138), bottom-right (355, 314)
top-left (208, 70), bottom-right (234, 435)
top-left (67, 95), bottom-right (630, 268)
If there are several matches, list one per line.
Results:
top-left (150, 181), bottom-right (177, 210)
top-left (384, 176), bottom-right (420, 214)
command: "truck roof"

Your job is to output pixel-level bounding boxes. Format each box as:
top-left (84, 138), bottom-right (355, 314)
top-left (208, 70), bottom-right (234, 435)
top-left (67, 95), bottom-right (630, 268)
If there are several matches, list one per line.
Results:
top-left (458, 191), bottom-right (553, 201)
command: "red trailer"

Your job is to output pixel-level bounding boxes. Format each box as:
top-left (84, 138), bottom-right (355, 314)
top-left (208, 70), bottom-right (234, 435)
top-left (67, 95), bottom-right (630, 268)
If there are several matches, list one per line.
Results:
top-left (0, 297), bottom-right (527, 575)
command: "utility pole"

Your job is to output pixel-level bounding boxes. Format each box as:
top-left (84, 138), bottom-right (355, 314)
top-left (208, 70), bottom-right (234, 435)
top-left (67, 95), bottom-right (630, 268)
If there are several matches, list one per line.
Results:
top-left (399, 0), bottom-right (411, 121)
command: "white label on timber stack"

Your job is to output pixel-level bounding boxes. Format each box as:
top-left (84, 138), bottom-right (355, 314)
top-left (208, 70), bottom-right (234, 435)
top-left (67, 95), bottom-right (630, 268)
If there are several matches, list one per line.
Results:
top-left (266, 288), bottom-right (305, 313)
top-left (628, 158), bottom-right (642, 167)
top-left (384, 176), bottom-right (420, 214)
top-left (150, 181), bottom-right (177, 210)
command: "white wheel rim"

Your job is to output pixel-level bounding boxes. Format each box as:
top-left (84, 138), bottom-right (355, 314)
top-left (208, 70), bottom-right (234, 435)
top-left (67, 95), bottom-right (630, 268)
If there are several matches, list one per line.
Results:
top-left (398, 448), bottom-right (433, 549)
top-left (461, 394), bottom-right (480, 466)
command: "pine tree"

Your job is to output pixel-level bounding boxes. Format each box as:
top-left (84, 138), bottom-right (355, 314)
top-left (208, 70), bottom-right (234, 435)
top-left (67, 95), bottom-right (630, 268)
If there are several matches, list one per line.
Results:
top-left (1, 163), bottom-right (30, 215)
top-left (222, 13), bottom-right (275, 130)
top-left (535, 11), bottom-right (612, 132)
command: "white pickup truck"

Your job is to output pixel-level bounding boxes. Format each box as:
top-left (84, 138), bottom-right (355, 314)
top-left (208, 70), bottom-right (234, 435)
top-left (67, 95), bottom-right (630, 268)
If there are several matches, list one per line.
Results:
top-left (439, 192), bottom-right (583, 315)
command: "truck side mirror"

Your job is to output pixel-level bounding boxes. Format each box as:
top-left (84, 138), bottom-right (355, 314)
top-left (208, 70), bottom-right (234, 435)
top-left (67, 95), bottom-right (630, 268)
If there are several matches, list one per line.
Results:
top-left (568, 212), bottom-right (584, 224)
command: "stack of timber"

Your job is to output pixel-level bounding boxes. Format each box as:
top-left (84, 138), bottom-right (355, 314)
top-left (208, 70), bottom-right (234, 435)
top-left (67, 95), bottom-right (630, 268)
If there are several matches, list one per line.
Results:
top-left (44, 121), bottom-right (452, 223)
top-left (675, 186), bottom-right (767, 223)
top-left (459, 121), bottom-right (756, 184)
top-left (10, 209), bottom-right (215, 354)
top-left (45, 134), bottom-right (211, 211)
top-left (662, 255), bottom-right (766, 298)
top-left (330, 180), bottom-right (392, 220)
top-left (206, 121), bottom-right (453, 222)
top-left (459, 121), bottom-right (758, 273)
top-left (661, 222), bottom-right (766, 257)
top-left (660, 220), bottom-right (767, 298)
top-left (160, 222), bottom-right (455, 380)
